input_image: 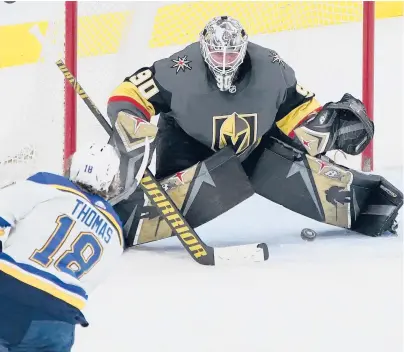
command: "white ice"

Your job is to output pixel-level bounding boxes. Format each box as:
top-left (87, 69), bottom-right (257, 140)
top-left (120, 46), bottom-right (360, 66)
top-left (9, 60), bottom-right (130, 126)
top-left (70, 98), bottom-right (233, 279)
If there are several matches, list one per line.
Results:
top-left (73, 167), bottom-right (403, 352)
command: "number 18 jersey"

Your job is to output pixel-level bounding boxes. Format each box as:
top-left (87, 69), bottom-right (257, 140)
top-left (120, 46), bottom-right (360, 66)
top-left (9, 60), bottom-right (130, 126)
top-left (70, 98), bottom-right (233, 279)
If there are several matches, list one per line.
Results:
top-left (0, 172), bottom-right (124, 312)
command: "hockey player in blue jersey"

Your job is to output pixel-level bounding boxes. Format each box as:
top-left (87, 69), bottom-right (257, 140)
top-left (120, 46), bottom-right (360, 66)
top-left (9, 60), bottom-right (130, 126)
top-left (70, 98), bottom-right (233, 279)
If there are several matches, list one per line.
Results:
top-left (0, 143), bottom-right (123, 351)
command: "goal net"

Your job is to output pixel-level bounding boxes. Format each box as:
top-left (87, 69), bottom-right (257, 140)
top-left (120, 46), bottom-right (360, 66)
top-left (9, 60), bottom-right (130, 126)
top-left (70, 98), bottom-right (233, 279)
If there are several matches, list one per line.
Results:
top-left (0, 1), bottom-right (378, 188)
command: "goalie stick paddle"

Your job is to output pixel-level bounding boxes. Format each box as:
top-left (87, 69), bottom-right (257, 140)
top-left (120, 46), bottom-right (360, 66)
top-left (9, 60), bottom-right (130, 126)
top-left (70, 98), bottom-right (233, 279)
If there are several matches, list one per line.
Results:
top-left (56, 59), bottom-right (269, 265)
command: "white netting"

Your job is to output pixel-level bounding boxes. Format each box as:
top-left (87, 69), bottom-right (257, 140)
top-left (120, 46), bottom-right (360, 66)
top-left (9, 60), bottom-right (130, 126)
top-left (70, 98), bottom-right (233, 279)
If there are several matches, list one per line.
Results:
top-left (0, 2), bottom-right (66, 186)
top-left (0, 2), bottom-right (139, 188)
top-left (0, 144), bottom-right (36, 188)
top-left (74, 2), bottom-right (138, 149)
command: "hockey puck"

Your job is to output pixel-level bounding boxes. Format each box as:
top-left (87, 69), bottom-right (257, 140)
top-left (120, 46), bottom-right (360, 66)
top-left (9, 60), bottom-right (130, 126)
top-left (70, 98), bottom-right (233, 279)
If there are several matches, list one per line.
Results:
top-left (301, 228), bottom-right (317, 241)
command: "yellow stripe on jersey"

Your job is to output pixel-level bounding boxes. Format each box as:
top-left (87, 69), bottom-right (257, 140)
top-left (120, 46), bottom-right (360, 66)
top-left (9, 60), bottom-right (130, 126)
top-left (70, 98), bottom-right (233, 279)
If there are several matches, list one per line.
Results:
top-left (276, 99), bottom-right (321, 136)
top-left (97, 207), bottom-right (124, 246)
top-left (110, 81), bottom-right (156, 118)
top-left (0, 262), bottom-right (86, 310)
top-left (51, 184), bottom-right (91, 203)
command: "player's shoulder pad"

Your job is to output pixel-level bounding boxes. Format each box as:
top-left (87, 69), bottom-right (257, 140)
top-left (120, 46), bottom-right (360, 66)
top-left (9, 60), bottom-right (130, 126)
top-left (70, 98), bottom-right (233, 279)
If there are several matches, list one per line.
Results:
top-left (155, 41), bottom-right (202, 67)
top-left (152, 42), bottom-right (206, 90)
top-left (28, 172), bottom-right (81, 191)
top-left (28, 172), bottom-right (91, 203)
top-left (248, 42), bottom-right (296, 87)
top-left (28, 172), bottom-right (122, 229)
top-left (125, 65), bottom-right (157, 82)
top-left (27, 172), bottom-right (77, 188)
top-left (124, 42), bottom-right (202, 83)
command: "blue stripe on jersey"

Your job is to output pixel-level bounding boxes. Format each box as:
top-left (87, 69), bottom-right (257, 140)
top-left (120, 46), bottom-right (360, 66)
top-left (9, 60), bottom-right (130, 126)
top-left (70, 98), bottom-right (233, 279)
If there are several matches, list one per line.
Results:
top-left (0, 252), bottom-right (87, 300)
top-left (0, 270), bottom-right (88, 326)
top-left (0, 217), bottom-right (11, 227)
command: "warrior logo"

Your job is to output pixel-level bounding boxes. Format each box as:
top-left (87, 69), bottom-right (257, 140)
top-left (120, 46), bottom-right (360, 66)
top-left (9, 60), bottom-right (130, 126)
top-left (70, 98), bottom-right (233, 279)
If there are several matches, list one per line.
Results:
top-left (212, 112), bottom-right (258, 154)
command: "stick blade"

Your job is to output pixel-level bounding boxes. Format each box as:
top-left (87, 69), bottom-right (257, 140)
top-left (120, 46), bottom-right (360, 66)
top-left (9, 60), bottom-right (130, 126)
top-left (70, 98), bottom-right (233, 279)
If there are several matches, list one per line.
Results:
top-left (213, 243), bottom-right (269, 265)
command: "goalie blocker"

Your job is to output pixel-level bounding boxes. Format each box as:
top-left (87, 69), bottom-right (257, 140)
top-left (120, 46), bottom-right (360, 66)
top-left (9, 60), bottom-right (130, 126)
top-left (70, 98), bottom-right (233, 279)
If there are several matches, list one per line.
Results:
top-left (119, 138), bottom-right (402, 248)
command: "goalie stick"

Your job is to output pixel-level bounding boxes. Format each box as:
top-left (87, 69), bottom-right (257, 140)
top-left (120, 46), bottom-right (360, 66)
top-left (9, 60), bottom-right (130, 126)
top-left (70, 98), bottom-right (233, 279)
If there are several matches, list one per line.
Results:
top-left (56, 60), bottom-right (269, 265)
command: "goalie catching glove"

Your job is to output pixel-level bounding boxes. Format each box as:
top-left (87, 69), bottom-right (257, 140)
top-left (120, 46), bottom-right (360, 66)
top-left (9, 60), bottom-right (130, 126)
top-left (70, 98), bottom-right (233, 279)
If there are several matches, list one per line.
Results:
top-left (294, 93), bottom-right (374, 157)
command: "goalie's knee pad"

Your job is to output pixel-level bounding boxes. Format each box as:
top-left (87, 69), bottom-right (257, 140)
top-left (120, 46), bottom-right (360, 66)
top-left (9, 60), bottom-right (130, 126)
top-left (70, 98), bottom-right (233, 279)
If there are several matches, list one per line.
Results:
top-left (116, 146), bottom-right (255, 247)
top-left (250, 137), bottom-right (402, 236)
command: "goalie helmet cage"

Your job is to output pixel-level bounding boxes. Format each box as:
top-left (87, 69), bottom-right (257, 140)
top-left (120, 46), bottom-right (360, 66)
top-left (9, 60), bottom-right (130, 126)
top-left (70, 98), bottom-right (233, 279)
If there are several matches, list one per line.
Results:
top-left (0, 1), bottom-right (375, 190)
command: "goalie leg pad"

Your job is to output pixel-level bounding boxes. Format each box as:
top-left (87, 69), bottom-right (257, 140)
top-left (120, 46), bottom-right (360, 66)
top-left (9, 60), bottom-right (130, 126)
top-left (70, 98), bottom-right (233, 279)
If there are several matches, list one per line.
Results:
top-left (117, 146), bottom-right (255, 247)
top-left (350, 173), bottom-right (402, 236)
top-left (249, 137), bottom-right (402, 236)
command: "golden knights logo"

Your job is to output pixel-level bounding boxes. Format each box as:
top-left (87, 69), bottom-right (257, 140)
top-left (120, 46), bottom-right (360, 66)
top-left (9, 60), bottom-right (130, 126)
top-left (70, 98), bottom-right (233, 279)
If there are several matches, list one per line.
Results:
top-left (212, 112), bottom-right (258, 154)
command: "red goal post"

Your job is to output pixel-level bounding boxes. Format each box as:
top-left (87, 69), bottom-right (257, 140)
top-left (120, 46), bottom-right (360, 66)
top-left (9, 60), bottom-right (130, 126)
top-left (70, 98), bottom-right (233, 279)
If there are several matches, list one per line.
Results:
top-left (361, 1), bottom-right (375, 172)
top-left (62, 1), bottom-right (375, 173)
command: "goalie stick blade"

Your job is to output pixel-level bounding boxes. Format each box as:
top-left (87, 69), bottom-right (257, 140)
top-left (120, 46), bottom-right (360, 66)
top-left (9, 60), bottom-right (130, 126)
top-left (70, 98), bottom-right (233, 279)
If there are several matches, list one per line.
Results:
top-left (213, 243), bottom-right (269, 265)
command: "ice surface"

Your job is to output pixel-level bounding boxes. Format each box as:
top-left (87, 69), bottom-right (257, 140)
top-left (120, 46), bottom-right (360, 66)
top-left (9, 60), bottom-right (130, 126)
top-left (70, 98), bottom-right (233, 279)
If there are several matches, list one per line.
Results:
top-left (73, 167), bottom-right (403, 352)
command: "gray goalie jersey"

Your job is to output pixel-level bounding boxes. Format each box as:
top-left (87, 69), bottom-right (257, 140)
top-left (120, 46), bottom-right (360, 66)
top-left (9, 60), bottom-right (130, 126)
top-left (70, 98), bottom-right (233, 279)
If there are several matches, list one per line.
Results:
top-left (107, 41), bottom-right (321, 187)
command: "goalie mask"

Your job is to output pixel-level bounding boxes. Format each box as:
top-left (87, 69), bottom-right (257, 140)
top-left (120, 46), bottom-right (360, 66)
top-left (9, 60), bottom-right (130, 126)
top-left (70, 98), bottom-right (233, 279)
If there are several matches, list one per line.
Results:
top-left (200, 16), bottom-right (248, 92)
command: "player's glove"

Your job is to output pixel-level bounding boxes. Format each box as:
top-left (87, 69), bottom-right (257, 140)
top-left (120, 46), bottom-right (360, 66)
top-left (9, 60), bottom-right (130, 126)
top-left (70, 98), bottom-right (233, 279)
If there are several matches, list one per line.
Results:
top-left (294, 93), bottom-right (374, 156)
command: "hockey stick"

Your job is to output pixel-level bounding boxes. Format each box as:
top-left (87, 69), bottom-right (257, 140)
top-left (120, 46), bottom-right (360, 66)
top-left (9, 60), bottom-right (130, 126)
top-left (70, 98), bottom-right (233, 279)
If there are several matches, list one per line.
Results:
top-left (56, 59), bottom-right (269, 265)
